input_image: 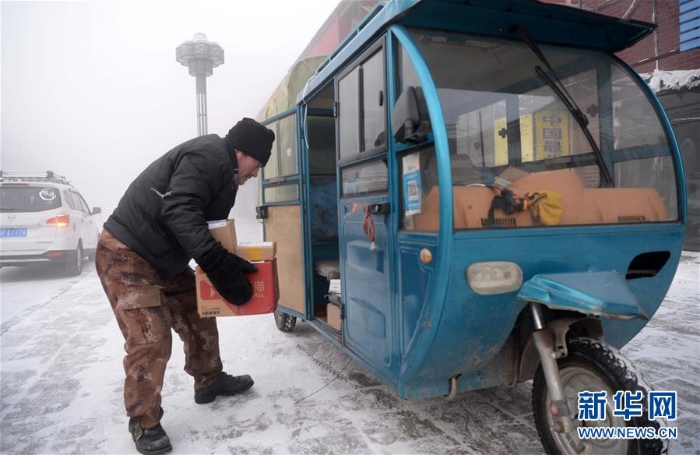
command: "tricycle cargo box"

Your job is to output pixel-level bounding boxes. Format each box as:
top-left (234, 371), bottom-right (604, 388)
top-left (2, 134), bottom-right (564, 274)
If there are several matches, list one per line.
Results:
top-left (326, 302), bottom-right (342, 332)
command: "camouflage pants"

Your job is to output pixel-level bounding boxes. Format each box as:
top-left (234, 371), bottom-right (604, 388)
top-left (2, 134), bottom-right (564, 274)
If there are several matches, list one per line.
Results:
top-left (95, 230), bottom-right (222, 429)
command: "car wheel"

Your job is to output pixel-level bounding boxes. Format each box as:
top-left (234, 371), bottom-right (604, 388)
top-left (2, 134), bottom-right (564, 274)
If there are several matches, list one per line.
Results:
top-left (65, 243), bottom-right (83, 276)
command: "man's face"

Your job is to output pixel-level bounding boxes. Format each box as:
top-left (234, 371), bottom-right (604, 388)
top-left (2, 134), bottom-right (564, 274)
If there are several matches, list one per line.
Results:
top-left (236, 151), bottom-right (264, 186)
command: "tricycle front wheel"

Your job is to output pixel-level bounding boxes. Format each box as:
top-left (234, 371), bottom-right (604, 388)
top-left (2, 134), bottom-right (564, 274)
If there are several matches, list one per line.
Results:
top-left (532, 337), bottom-right (664, 455)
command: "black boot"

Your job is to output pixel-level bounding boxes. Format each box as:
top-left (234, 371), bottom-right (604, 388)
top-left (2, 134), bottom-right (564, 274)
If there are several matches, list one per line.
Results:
top-left (194, 372), bottom-right (254, 404)
top-left (129, 419), bottom-right (172, 455)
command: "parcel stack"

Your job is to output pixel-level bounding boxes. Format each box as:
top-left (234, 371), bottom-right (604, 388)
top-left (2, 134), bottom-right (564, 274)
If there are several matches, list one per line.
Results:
top-left (195, 220), bottom-right (279, 317)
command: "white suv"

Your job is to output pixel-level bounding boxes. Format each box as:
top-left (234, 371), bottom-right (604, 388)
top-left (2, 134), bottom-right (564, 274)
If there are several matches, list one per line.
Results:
top-left (0, 170), bottom-right (101, 276)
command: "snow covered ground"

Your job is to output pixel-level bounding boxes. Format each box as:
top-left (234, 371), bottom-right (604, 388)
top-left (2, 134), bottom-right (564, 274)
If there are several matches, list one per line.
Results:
top-left (1, 217), bottom-right (698, 454)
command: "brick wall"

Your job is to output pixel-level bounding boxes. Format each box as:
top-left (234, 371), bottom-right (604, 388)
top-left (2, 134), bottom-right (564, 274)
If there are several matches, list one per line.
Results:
top-left (544, 0), bottom-right (700, 72)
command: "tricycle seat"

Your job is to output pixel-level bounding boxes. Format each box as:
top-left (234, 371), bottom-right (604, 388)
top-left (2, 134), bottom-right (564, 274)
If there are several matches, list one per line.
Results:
top-left (314, 259), bottom-right (340, 280)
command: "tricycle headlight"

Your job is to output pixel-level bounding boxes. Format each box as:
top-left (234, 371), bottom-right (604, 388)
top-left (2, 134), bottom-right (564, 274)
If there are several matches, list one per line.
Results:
top-left (466, 262), bottom-right (523, 295)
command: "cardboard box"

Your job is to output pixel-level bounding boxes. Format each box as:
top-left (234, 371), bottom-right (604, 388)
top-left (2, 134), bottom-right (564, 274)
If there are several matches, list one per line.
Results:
top-left (235, 241), bottom-right (276, 261)
top-left (208, 219), bottom-right (237, 254)
top-left (196, 260), bottom-right (279, 318)
top-left (327, 302), bottom-right (342, 332)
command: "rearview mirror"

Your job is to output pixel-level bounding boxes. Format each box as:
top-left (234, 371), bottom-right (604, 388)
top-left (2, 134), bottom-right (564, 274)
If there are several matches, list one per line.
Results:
top-left (91, 207), bottom-right (102, 215)
top-left (392, 86), bottom-right (429, 143)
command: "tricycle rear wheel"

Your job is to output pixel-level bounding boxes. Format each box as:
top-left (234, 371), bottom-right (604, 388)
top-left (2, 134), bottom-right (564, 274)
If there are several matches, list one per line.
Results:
top-left (274, 309), bottom-right (297, 332)
top-left (532, 337), bottom-right (664, 455)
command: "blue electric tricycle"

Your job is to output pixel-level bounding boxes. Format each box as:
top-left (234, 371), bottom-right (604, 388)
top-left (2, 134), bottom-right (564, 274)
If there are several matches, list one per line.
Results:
top-left (257, 1), bottom-right (686, 453)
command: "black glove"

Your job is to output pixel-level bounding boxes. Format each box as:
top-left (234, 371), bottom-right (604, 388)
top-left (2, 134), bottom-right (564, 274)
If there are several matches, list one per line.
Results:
top-left (198, 245), bottom-right (258, 306)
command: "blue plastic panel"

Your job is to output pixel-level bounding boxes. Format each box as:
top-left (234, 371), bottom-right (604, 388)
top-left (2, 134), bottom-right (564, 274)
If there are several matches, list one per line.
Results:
top-left (517, 271), bottom-right (646, 320)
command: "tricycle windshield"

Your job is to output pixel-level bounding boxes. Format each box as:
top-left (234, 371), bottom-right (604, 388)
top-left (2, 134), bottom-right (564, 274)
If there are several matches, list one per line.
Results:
top-left (403, 28), bottom-right (679, 231)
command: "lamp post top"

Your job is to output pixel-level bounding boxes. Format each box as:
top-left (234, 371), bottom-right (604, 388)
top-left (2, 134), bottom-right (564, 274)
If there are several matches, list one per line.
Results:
top-left (192, 32), bottom-right (209, 41)
top-left (176, 32), bottom-right (224, 77)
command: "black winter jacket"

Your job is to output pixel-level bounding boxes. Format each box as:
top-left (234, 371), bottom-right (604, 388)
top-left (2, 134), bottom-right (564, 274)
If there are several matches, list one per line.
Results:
top-left (104, 134), bottom-right (239, 278)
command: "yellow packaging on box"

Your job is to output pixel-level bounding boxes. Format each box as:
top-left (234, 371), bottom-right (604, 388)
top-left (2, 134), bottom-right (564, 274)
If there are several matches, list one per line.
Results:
top-left (236, 241), bottom-right (276, 261)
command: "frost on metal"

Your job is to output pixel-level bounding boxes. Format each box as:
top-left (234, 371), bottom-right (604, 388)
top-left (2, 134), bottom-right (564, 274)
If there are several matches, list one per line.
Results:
top-left (641, 69), bottom-right (700, 93)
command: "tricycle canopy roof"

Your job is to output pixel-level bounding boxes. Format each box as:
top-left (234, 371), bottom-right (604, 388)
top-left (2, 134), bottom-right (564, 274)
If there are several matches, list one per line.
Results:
top-left (302, 0), bottom-right (654, 100)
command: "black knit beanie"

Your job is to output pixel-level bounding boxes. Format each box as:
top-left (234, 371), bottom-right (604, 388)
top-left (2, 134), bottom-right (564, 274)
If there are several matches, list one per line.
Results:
top-left (225, 118), bottom-right (275, 166)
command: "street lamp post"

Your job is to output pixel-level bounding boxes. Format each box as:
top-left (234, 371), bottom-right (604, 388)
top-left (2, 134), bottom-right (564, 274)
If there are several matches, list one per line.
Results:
top-left (175, 33), bottom-right (224, 136)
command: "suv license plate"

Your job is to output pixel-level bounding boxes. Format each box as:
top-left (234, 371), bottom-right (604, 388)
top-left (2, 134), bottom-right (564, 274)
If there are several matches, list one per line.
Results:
top-left (0, 228), bottom-right (28, 238)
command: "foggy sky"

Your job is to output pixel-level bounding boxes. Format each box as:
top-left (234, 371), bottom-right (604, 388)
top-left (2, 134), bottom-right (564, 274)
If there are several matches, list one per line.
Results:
top-left (1, 0), bottom-right (340, 220)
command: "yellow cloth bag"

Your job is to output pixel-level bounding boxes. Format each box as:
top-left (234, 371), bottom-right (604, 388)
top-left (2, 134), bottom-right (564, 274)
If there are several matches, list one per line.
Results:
top-left (525, 191), bottom-right (564, 225)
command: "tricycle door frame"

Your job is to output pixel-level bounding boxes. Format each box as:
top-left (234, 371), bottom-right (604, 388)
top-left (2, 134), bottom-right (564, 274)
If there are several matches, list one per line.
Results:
top-left (389, 25), bottom-right (454, 385)
top-left (336, 37), bottom-right (397, 377)
top-left (260, 108), bottom-right (308, 319)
